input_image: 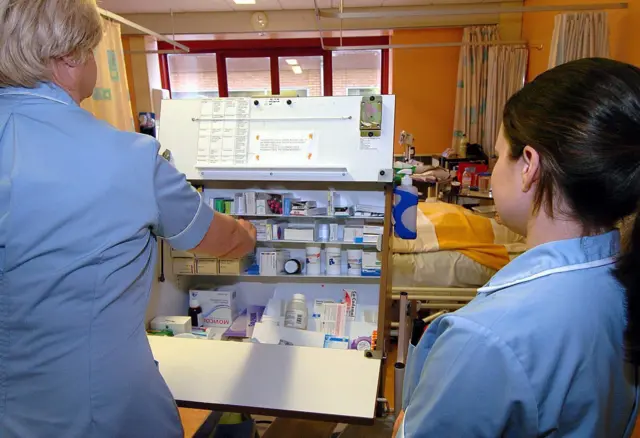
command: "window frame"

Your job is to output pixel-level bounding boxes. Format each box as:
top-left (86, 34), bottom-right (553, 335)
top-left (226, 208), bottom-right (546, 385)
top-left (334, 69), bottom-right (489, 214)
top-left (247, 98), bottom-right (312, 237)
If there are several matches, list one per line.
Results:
top-left (159, 37), bottom-right (390, 98)
top-left (346, 86), bottom-right (381, 96)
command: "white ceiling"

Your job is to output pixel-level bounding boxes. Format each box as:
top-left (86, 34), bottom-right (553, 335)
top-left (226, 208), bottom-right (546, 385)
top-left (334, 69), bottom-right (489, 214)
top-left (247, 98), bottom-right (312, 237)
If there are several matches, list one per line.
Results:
top-left (98, 0), bottom-right (472, 14)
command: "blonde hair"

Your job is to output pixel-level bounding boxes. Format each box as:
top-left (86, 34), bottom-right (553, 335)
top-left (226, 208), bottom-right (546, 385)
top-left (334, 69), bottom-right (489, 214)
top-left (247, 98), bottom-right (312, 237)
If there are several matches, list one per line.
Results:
top-left (0, 0), bottom-right (103, 88)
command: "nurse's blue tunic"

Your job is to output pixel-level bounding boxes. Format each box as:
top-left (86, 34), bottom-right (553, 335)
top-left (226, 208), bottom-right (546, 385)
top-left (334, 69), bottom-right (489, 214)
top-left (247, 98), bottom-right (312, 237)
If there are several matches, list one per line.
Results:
top-left (399, 231), bottom-right (639, 437)
top-left (0, 83), bottom-right (213, 437)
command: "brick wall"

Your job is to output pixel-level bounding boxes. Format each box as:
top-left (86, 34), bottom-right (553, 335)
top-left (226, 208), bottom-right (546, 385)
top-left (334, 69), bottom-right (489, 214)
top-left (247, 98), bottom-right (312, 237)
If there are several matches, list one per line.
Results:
top-left (170, 67), bottom-right (379, 96)
top-left (332, 69), bottom-right (380, 96)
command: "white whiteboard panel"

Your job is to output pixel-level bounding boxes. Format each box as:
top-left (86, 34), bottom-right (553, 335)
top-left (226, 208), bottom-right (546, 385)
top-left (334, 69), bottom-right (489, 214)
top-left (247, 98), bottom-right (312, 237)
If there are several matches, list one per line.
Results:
top-left (158, 96), bottom-right (396, 182)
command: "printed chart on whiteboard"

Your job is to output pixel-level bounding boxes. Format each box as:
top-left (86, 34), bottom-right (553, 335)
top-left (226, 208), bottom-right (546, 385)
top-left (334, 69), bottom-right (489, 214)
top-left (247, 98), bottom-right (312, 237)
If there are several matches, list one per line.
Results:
top-left (196, 99), bottom-right (251, 166)
top-left (249, 131), bottom-right (318, 165)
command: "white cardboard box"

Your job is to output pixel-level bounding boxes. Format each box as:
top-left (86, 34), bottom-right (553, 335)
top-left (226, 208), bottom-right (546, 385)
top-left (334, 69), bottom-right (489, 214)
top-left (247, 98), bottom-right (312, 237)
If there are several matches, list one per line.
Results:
top-left (363, 225), bottom-right (384, 235)
top-left (196, 258), bottom-right (219, 275)
top-left (173, 258), bottom-right (195, 275)
top-left (343, 227), bottom-right (364, 243)
top-left (259, 250), bottom-right (290, 276)
top-left (252, 322), bottom-right (326, 348)
top-left (191, 288), bottom-right (238, 328)
top-left (283, 228), bottom-right (315, 242)
top-left (171, 248), bottom-right (195, 258)
top-left (218, 257), bottom-right (251, 275)
top-left (363, 251), bottom-right (382, 269)
top-left (150, 316), bottom-right (191, 335)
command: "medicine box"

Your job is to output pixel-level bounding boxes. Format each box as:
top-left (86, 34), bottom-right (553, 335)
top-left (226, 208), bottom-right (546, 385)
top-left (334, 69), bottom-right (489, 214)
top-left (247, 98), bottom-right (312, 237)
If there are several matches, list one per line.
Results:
top-left (196, 258), bottom-right (219, 275)
top-left (219, 257), bottom-right (252, 275)
top-left (150, 316), bottom-right (191, 335)
top-left (343, 227), bottom-right (364, 243)
top-left (363, 225), bottom-right (384, 235)
top-left (363, 234), bottom-right (379, 244)
top-left (283, 227), bottom-right (315, 242)
top-left (191, 288), bottom-right (238, 328)
top-left (171, 248), bottom-right (195, 258)
top-left (362, 251), bottom-right (382, 276)
top-left (244, 192), bottom-right (257, 215)
top-left (259, 250), bottom-right (290, 276)
top-left (329, 223), bottom-right (339, 241)
top-left (173, 258), bottom-right (195, 275)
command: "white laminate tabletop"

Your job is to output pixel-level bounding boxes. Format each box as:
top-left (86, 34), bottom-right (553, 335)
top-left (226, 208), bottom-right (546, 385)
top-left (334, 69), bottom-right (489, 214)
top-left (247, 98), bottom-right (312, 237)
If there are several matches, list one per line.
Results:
top-left (148, 336), bottom-right (381, 424)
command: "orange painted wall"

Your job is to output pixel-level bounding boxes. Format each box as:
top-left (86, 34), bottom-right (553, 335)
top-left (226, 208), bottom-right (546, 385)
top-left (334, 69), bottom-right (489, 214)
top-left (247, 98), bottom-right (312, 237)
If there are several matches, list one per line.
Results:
top-left (522, 0), bottom-right (637, 81)
top-left (392, 28), bottom-right (462, 154)
top-left (628, 0), bottom-right (640, 67)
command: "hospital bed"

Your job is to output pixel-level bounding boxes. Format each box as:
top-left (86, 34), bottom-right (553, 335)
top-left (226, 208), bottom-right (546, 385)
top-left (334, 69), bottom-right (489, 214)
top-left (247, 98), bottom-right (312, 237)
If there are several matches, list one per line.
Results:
top-left (390, 200), bottom-right (524, 296)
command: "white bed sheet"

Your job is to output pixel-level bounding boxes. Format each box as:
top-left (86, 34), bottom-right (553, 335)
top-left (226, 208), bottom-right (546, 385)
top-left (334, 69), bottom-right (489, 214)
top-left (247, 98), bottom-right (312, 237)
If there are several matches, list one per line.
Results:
top-left (392, 251), bottom-right (496, 288)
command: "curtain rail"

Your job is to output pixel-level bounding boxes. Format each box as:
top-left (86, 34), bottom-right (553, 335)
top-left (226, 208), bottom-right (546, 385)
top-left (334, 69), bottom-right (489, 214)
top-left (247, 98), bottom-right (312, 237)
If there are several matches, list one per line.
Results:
top-left (314, 1), bottom-right (625, 51)
top-left (320, 2), bottom-right (628, 19)
top-left (98, 7), bottom-right (189, 54)
top-left (324, 41), bottom-right (541, 51)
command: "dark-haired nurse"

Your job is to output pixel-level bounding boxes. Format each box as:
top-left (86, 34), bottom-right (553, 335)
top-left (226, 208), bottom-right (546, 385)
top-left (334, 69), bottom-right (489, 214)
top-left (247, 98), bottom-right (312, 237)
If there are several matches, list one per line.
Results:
top-left (395, 57), bottom-right (640, 438)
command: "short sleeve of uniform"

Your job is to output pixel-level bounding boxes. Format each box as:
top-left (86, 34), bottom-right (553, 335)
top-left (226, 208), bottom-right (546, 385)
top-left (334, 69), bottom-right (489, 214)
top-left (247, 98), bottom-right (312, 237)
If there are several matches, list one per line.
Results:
top-left (399, 318), bottom-right (538, 438)
top-left (152, 152), bottom-right (213, 250)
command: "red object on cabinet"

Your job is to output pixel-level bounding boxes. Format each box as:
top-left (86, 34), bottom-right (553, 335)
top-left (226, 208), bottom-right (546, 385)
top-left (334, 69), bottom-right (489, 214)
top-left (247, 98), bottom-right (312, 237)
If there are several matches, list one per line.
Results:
top-left (456, 162), bottom-right (489, 186)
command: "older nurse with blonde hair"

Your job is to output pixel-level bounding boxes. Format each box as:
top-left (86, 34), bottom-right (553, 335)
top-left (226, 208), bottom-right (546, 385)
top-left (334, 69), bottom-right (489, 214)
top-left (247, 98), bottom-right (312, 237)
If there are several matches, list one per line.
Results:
top-left (0, 1), bottom-right (256, 437)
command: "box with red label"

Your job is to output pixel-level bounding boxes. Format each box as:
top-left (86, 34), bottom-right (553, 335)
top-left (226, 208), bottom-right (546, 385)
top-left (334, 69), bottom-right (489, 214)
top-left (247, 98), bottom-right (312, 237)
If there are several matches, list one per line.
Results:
top-left (456, 162), bottom-right (489, 187)
top-left (190, 287), bottom-right (238, 328)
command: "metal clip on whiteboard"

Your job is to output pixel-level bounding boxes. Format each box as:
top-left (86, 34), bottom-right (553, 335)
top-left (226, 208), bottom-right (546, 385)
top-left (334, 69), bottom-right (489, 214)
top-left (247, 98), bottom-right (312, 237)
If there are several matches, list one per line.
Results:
top-left (360, 95), bottom-right (383, 139)
top-left (196, 165), bottom-right (352, 182)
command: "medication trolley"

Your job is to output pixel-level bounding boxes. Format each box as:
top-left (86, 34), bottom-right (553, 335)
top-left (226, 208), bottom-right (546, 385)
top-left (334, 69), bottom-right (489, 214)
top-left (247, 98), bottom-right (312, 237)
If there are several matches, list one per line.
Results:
top-left (150, 95), bottom-right (396, 425)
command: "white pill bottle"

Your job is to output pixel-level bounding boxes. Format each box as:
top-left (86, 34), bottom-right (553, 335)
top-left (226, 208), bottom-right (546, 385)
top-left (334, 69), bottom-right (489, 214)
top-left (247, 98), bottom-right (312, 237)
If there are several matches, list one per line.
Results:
top-left (284, 293), bottom-right (308, 330)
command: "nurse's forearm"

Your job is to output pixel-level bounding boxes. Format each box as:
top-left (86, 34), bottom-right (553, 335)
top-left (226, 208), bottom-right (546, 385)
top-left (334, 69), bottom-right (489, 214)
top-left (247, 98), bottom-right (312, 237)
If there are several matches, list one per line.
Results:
top-left (191, 212), bottom-right (256, 258)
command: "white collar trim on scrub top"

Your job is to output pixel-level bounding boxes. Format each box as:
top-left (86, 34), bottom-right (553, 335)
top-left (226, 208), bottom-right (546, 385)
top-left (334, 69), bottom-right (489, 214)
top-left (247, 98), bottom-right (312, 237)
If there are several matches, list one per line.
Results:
top-left (478, 256), bottom-right (617, 294)
top-left (0, 90), bottom-right (70, 106)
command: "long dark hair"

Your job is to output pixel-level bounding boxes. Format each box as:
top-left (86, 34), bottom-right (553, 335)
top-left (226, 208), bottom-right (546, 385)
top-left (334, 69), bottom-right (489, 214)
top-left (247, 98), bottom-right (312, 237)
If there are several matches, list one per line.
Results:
top-left (502, 57), bottom-right (640, 364)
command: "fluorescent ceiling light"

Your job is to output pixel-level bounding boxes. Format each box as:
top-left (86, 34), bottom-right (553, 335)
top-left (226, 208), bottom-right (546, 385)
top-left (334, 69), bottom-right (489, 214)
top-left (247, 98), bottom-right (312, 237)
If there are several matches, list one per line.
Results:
top-left (292, 65), bottom-right (303, 74)
top-left (234, 0), bottom-right (256, 4)
top-left (285, 59), bottom-right (298, 65)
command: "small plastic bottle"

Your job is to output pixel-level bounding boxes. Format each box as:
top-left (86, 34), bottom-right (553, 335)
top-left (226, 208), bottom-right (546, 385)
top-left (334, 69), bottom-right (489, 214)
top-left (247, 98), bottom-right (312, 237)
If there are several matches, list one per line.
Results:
top-left (458, 133), bottom-right (468, 159)
top-left (188, 295), bottom-right (204, 327)
top-left (284, 294), bottom-right (308, 330)
top-left (461, 168), bottom-right (473, 195)
top-left (392, 169), bottom-right (418, 240)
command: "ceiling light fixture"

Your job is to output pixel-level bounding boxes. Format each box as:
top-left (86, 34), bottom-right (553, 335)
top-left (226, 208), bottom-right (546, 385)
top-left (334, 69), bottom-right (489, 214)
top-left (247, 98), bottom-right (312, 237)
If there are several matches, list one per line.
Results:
top-left (234, 0), bottom-right (256, 4)
top-left (292, 65), bottom-right (303, 74)
top-left (286, 59), bottom-right (298, 65)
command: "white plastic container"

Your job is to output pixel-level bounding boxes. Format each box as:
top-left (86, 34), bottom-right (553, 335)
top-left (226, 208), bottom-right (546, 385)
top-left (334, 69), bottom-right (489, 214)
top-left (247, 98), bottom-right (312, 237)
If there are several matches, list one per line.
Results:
top-left (326, 246), bottom-right (342, 276)
top-left (461, 168), bottom-right (473, 194)
top-left (347, 249), bottom-right (363, 276)
top-left (305, 245), bottom-right (322, 276)
top-left (284, 294), bottom-right (309, 330)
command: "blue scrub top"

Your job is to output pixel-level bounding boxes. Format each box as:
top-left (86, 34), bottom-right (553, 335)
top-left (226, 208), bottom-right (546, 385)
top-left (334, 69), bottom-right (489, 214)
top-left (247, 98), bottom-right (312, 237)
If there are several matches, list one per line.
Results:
top-left (0, 83), bottom-right (214, 437)
top-left (399, 231), bottom-right (639, 437)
